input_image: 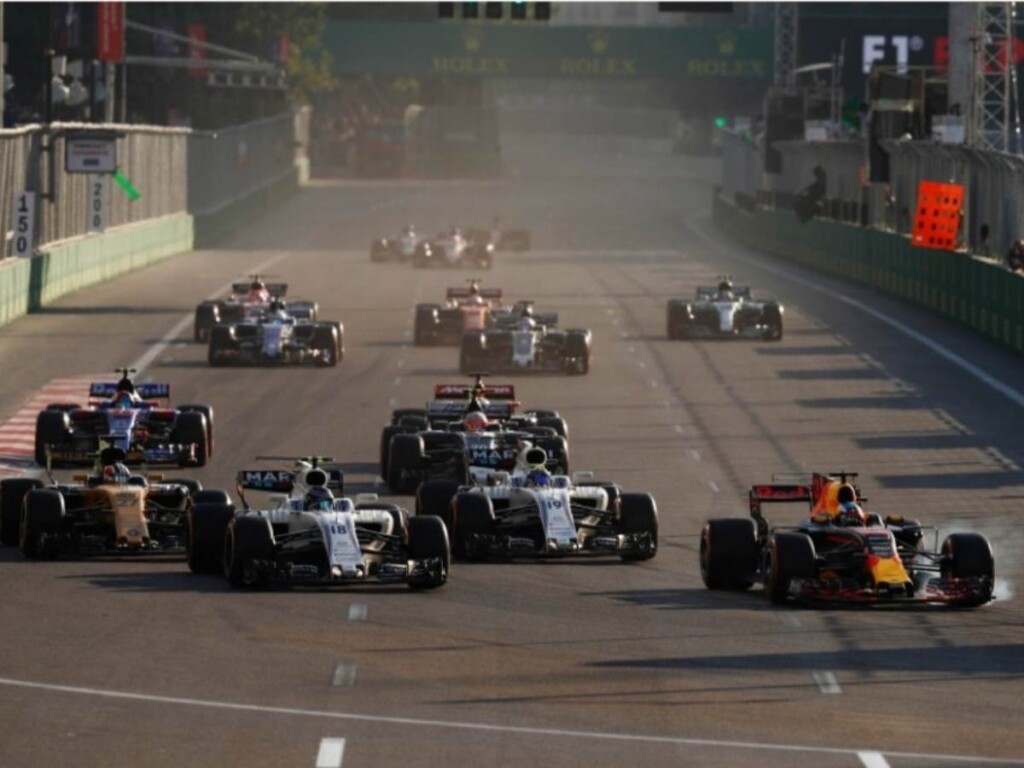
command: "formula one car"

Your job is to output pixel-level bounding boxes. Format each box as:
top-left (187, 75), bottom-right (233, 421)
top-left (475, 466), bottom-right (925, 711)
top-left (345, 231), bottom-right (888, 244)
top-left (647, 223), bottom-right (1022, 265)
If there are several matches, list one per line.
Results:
top-left (187, 456), bottom-right (449, 590)
top-left (2, 447), bottom-right (207, 558)
top-left (667, 278), bottom-right (783, 341)
top-left (413, 279), bottom-right (505, 346)
top-left (380, 375), bottom-right (570, 487)
top-left (699, 472), bottom-right (995, 607)
top-left (459, 310), bottom-right (591, 375)
top-left (413, 228), bottom-right (494, 269)
top-left (34, 369), bottom-right (212, 468)
top-left (193, 276), bottom-right (319, 342)
top-left (464, 220), bottom-right (532, 252)
top-left (414, 443), bottom-right (657, 561)
top-left (207, 302), bottom-right (343, 366)
top-left (370, 225), bottom-right (426, 262)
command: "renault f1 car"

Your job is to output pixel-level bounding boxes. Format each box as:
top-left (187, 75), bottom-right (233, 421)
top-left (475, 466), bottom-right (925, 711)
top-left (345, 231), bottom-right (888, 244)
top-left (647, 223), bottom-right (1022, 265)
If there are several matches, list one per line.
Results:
top-left (34, 370), bottom-right (212, 468)
top-left (667, 278), bottom-right (783, 341)
top-left (2, 447), bottom-right (207, 558)
top-left (414, 445), bottom-right (657, 561)
top-left (413, 228), bottom-right (493, 269)
top-left (193, 277), bottom-right (319, 343)
top-left (187, 457), bottom-right (449, 590)
top-left (699, 471), bottom-right (995, 607)
top-left (207, 308), bottom-right (343, 366)
top-left (460, 322), bottom-right (591, 375)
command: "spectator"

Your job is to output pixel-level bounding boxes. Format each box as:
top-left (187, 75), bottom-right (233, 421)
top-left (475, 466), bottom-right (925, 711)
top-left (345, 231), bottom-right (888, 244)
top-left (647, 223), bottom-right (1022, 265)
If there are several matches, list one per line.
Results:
top-left (1006, 240), bottom-right (1024, 273)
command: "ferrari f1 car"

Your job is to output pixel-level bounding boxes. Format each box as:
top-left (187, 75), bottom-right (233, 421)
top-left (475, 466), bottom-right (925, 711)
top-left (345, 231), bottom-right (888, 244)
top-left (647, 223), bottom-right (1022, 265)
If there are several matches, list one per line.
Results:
top-left (667, 278), bottom-right (783, 341)
top-left (414, 443), bottom-right (657, 561)
top-left (187, 456), bottom-right (449, 590)
top-left (193, 276), bottom-right (319, 342)
top-left (414, 279), bottom-right (505, 346)
top-left (459, 318), bottom-right (591, 375)
top-left (699, 471), bottom-right (995, 607)
top-left (207, 304), bottom-right (343, 366)
top-left (34, 369), bottom-right (212, 468)
top-left (413, 228), bottom-right (494, 269)
top-left (1, 447), bottom-right (208, 558)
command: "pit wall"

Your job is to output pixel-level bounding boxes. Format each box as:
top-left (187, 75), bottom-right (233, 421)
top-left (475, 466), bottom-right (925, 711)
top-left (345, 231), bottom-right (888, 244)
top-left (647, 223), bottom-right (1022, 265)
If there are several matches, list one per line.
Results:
top-left (712, 194), bottom-right (1024, 354)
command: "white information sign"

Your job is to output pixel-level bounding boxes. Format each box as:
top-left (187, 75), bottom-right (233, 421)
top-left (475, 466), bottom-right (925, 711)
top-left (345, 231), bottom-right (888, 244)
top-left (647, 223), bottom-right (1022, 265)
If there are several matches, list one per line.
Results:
top-left (88, 174), bottom-right (108, 234)
top-left (66, 136), bottom-right (117, 174)
top-left (11, 192), bottom-right (35, 258)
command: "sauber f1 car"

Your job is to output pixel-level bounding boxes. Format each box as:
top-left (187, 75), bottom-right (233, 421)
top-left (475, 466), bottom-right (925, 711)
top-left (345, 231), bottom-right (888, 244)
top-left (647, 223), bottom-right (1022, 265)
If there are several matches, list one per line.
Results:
top-left (1, 447), bottom-right (207, 558)
top-left (187, 457), bottom-right (449, 590)
top-left (414, 444), bottom-right (657, 562)
top-left (700, 472), bottom-right (995, 607)
top-left (34, 369), bottom-right (212, 468)
top-left (208, 305), bottom-right (343, 367)
top-left (193, 276), bottom-right (319, 342)
top-left (667, 278), bottom-right (783, 341)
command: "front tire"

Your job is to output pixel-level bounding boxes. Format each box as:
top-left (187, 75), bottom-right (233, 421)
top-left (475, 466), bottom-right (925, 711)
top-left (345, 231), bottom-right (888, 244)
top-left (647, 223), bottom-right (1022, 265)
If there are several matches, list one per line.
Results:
top-left (20, 489), bottom-right (65, 559)
top-left (618, 493), bottom-right (658, 561)
top-left (0, 479), bottom-right (43, 546)
top-left (223, 516), bottom-right (275, 588)
top-left (407, 516), bottom-right (450, 589)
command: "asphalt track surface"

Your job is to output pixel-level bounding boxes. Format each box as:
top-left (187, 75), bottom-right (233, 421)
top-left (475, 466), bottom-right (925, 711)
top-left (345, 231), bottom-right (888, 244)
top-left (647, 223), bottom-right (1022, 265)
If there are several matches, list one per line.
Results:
top-left (0, 136), bottom-right (1022, 768)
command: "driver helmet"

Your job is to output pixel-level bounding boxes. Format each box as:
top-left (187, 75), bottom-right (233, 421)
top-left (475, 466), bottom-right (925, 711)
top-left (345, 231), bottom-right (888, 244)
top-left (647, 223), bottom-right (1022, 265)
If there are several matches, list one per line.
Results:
top-left (836, 501), bottom-right (867, 527)
top-left (250, 278), bottom-right (266, 292)
top-left (304, 486), bottom-right (335, 512)
top-left (717, 279), bottom-right (733, 299)
top-left (111, 391), bottom-right (135, 409)
top-left (268, 299), bottom-right (287, 314)
top-left (102, 463), bottom-right (131, 485)
top-left (464, 411), bottom-right (490, 433)
top-left (522, 446), bottom-right (551, 487)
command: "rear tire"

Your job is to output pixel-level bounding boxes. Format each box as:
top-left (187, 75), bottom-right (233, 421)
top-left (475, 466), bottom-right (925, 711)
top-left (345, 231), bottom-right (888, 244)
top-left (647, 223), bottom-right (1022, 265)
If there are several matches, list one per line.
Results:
top-left (564, 331), bottom-right (591, 375)
top-left (171, 412), bottom-right (209, 468)
top-left (208, 325), bottom-right (233, 366)
top-left (414, 305), bottom-right (439, 346)
top-left (312, 324), bottom-right (341, 367)
top-left (618, 493), bottom-right (658, 561)
top-left (194, 303), bottom-right (220, 343)
top-left (700, 518), bottom-right (757, 590)
top-left (387, 434), bottom-right (424, 494)
top-left (460, 333), bottom-right (486, 374)
top-left (416, 479), bottom-right (461, 532)
top-left (179, 405), bottom-right (214, 457)
top-left (762, 304), bottom-right (784, 341)
top-left (187, 502), bottom-right (235, 574)
top-left (35, 410), bottom-right (70, 467)
top-left (0, 479), bottom-right (43, 546)
top-left (453, 492), bottom-right (495, 560)
top-left (407, 516), bottom-right (450, 589)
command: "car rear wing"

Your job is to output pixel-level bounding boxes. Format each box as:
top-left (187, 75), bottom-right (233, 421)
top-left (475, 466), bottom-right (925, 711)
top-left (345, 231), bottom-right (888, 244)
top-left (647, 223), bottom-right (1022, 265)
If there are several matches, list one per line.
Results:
top-left (447, 287), bottom-right (502, 300)
top-left (89, 382), bottom-right (170, 400)
top-left (237, 469), bottom-right (295, 493)
top-left (231, 282), bottom-right (288, 297)
top-left (434, 384), bottom-right (516, 400)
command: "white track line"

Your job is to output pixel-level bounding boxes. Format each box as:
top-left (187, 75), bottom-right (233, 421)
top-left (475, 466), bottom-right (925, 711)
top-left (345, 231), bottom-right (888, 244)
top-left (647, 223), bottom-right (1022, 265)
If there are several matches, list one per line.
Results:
top-left (347, 604), bottom-right (368, 622)
top-left (687, 214), bottom-right (1024, 411)
top-left (0, 677), bottom-right (1018, 764)
top-left (859, 752), bottom-right (892, 768)
top-left (812, 671), bottom-right (842, 694)
top-left (316, 738), bottom-right (346, 768)
top-left (331, 664), bottom-right (357, 687)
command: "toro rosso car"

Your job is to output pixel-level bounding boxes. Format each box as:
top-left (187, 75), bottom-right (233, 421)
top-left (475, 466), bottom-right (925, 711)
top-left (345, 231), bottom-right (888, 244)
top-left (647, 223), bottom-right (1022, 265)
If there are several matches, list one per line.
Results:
top-left (1, 447), bottom-right (205, 558)
top-left (700, 472), bottom-right (995, 607)
top-left (460, 312), bottom-right (591, 375)
top-left (413, 228), bottom-right (493, 270)
top-left (34, 369), bottom-right (212, 468)
top-left (187, 457), bottom-right (449, 590)
top-left (414, 279), bottom-right (505, 346)
top-left (667, 278), bottom-right (783, 341)
top-left (207, 302), bottom-right (343, 367)
top-left (193, 276), bottom-right (319, 342)
top-left (414, 443), bottom-right (657, 561)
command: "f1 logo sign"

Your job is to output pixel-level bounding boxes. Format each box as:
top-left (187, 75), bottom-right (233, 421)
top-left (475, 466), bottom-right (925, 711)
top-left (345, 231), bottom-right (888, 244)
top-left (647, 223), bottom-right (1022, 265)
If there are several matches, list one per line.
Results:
top-left (862, 35), bottom-right (924, 74)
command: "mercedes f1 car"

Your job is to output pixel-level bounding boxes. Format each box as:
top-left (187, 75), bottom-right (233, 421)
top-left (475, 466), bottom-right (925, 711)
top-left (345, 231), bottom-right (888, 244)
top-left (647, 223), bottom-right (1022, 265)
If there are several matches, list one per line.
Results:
top-left (207, 305), bottom-right (343, 366)
top-left (193, 276), bottom-right (319, 342)
top-left (34, 369), bottom-right (212, 468)
top-left (414, 444), bottom-right (657, 562)
top-left (187, 457), bottom-right (449, 590)
top-left (459, 320), bottom-right (591, 375)
top-left (1, 447), bottom-right (208, 558)
top-left (667, 278), bottom-right (783, 341)
top-left (700, 472), bottom-right (995, 607)
top-left (413, 228), bottom-right (493, 269)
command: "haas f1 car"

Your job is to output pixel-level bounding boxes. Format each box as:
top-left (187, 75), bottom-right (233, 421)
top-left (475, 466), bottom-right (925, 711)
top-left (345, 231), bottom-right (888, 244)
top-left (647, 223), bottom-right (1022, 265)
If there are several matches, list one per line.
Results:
top-left (414, 444), bottom-right (657, 562)
top-left (187, 457), bottom-right (449, 590)
top-left (208, 303), bottom-right (343, 367)
top-left (667, 278), bottom-right (783, 341)
top-left (700, 472), bottom-right (995, 607)
top-left (0, 447), bottom-right (205, 558)
top-left (34, 370), bottom-right (212, 468)
top-left (193, 277), bottom-right (318, 342)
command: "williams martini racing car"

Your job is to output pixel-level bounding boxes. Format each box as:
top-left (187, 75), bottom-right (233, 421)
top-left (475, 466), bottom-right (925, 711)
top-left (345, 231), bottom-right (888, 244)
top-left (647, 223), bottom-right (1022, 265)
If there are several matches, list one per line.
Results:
top-left (187, 456), bottom-right (449, 590)
top-left (208, 301), bottom-right (343, 367)
top-left (193, 276), bottom-right (319, 342)
top-left (700, 471), bottom-right (995, 607)
top-left (414, 443), bottom-right (657, 561)
top-left (667, 278), bottom-right (783, 341)
top-left (34, 369), bottom-right (212, 468)
top-left (2, 446), bottom-right (207, 559)
top-left (412, 227), bottom-right (494, 270)
top-left (460, 310), bottom-right (591, 375)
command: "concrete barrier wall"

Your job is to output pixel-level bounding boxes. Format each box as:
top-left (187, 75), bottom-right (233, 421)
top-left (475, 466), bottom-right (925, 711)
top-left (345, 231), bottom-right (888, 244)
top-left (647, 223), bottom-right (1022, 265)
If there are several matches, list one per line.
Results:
top-left (712, 194), bottom-right (1024, 355)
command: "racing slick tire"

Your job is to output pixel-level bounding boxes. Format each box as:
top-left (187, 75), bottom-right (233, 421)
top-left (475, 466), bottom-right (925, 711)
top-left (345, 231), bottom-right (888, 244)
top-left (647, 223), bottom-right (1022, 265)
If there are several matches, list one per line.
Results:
top-left (0, 478), bottom-right (43, 546)
top-left (416, 479), bottom-right (461, 532)
top-left (388, 434), bottom-right (425, 494)
top-left (312, 323), bottom-right (342, 367)
top-left (187, 502), bottom-right (236, 574)
top-left (537, 416), bottom-right (569, 440)
top-left (618, 493), bottom-right (659, 562)
top-left (194, 303), bottom-right (220, 343)
top-left (208, 325), bottom-right (234, 367)
top-left (452, 492), bottom-right (495, 560)
top-left (414, 305), bottom-right (440, 346)
top-left (666, 301), bottom-right (690, 340)
top-left (459, 333), bottom-right (487, 374)
top-left (421, 432), bottom-right (469, 484)
top-left (163, 478), bottom-right (203, 500)
top-left (564, 331), bottom-right (591, 375)
top-left (224, 516), bottom-right (274, 589)
top-left (700, 518), bottom-right (758, 590)
top-left (765, 532), bottom-right (816, 605)
top-left (194, 489), bottom-right (232, 506)
top-left (392, 407), bottom-right (428, 425)
top-left (170, 411), bottom-right (209, 468)
top-left (940, 533), bottom-right (995, 607)
top-left (20, 489), bottom-right (65, 559)
top-left (179, 405), bottom-right (214, 457)
top-left (379, 425), bottom-right (405, 481)
top-left (761, 304), bottom-right (784, 341)
top-left (34, 409), bottom-right (70, 467)
top-left (406, 516), bottom-right (451, 590)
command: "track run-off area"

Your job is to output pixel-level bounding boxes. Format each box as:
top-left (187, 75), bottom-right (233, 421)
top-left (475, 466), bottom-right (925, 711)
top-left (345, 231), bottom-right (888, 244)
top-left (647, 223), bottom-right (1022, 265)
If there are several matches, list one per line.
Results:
top-left (0, 137), bottom-right (1022, 767)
